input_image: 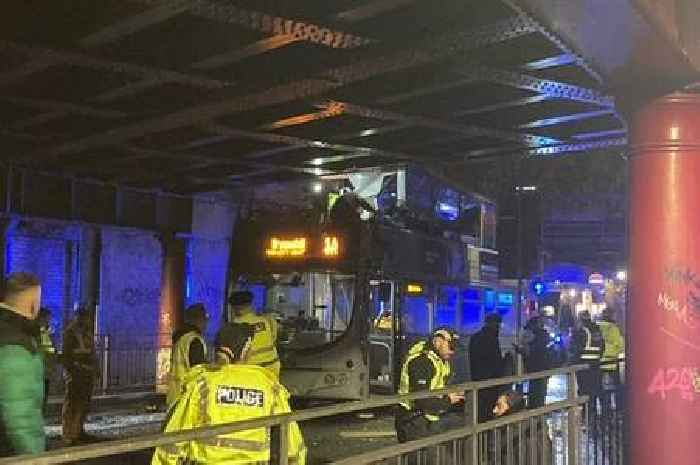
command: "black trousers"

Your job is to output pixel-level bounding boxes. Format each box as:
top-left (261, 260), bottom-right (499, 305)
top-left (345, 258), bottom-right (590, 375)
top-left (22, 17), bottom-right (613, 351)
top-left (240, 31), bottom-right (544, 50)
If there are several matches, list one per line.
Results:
top-left (577, 366), bottom-right (602, 421)
top-left (528, 377), bottom-right (548, 409)
top-left (395, 410), bottom-right (464, 465)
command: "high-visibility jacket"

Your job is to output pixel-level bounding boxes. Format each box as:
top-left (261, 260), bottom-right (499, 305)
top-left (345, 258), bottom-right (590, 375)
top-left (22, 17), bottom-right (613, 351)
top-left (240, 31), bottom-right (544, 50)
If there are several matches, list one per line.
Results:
top-left (39, 325), bottom-right (57, 378)
top-left (232, 309), bottom-right (280, 378)
top-left (167, 330), bottom-right (207, 409)
top-left (578, 322), bottom-right (604, 363)
top-left (398, 341), bottom-right (451, 421)
top-left (152, 364), bottom-right (306, 465)
top-left (598, 321), bottom-right (624, 372)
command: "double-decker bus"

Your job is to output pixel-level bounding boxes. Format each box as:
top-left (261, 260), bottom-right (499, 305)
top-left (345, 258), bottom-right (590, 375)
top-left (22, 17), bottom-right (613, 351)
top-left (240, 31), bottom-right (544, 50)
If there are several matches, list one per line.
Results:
top-left (230, 166), bottom-right (518, 400)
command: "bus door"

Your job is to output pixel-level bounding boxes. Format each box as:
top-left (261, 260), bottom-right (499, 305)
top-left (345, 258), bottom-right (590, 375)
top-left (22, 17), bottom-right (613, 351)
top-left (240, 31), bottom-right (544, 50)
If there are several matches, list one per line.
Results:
top-left (395, 283), bottom-right (433, 389)
top-left (369, 280), bottom-right (395, 390)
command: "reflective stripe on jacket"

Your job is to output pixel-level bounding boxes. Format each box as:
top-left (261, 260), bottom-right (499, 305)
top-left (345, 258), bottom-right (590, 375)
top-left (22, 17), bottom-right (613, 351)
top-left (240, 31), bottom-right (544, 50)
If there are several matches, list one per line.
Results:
top-left (233, 310), bottom-right (280, 378)
top-left (167, 331), bottom-right (207, 409)
top-left (579, 325), bottom-right (603, 361)
top-left (152, 364), bottom-right (306, 465)
top-left (398, 341), bottom-right (451, 421)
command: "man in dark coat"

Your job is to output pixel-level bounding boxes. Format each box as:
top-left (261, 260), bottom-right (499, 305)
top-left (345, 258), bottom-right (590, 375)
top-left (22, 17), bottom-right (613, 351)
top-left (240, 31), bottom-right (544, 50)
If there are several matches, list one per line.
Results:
top-left (516, 316), bottom-right (552, 409)
top-left (469, 313), bottom-right (504, 422)
top-left (0, 272), bottom-right (45, 457)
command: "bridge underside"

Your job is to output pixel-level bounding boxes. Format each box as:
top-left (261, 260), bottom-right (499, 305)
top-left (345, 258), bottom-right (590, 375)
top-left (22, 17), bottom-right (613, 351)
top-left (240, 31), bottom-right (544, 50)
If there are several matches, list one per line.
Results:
top-left (0, 0), bottom-right (634, 194)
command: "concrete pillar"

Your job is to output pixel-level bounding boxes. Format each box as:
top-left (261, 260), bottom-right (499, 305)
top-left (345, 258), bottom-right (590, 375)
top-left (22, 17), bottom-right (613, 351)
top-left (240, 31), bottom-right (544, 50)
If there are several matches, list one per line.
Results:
top-left (629, 93), bottom-right (700, 465)
top-left (155, 232), bottom-right (186, 391)
top-left (78, 226), bottom-right (101, 305)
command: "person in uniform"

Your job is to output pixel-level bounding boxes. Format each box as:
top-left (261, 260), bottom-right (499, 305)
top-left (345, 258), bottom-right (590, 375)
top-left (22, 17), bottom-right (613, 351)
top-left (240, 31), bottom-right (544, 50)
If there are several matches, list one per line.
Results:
top-left (395, 327), bottom-right (465, 444)
top-left (572, 310), bottom-right (605, 418)
top-left (227, 291), bottom-right (280, 378)
top-left (152, 323), bottom-right (306, 465)
top-left (37, 307), bottom-right (58, 415)
top-left (166, 303), bottom-right (209, 409)
top-left (62, 305), bottom-right (97, 446)
top-left (598, 309), bottom-right (624, 413)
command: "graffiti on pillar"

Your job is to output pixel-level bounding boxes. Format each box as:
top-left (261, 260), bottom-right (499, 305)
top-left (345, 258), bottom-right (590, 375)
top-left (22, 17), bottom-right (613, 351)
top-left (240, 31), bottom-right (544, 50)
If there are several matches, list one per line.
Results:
top-left (656, 267), bottom-right (700, 349)
top-left (657, 292), bottom-right (698, 329)
top-left (115, 287), bottom-right (161, 307)
top-left (647, 367), bottom-right (700, 401)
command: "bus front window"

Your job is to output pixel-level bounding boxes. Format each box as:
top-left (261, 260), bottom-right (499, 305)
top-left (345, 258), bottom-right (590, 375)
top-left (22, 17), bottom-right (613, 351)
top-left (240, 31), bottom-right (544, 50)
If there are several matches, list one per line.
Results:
top-left (252, 272), bottom-right (355, 350)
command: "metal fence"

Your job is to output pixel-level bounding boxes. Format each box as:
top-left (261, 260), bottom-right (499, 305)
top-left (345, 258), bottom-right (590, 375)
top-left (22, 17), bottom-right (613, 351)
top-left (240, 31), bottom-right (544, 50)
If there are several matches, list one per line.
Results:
top-left (0, 364), bottom-right (626, 465)
top-left (580, 362), bottom-right (625, 465)
top-left (47, 334), bottom-right (161, 396)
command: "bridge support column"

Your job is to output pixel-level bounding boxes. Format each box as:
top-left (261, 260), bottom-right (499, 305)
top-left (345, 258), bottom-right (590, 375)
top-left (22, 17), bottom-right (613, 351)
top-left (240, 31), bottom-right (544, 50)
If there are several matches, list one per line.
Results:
top-left (155, 232), bottom-right (186, 392)
top-left (629, 93), bottom-right (700, 465)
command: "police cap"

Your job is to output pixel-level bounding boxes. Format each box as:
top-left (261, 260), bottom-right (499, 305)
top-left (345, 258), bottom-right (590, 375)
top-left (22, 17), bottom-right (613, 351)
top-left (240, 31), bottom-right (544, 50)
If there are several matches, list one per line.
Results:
top-left (432, 327), bottom-right (460, 349)
top-left (229, 290), bottom-right (254, 306)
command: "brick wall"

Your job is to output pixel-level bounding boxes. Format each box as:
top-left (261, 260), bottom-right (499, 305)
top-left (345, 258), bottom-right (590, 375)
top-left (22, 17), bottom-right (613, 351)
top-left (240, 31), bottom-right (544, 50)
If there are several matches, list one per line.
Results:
top-left (5, 224), bottom-right (73, 343)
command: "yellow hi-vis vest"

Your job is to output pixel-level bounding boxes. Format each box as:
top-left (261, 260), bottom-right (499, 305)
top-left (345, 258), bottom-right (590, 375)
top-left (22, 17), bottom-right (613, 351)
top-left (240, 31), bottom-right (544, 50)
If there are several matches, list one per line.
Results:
top-left (398, 341), bottom-right (451, 421)
top-left (598, 321), bottom-right (625, 372)
top-left (39, 326), bottom-right (57, 377)
top-left (152, 364), bottom-right (307, 465)
top-left (167, 331), bottom-right (207, 409)
top-left (232, 310), bottom-right (280, 378)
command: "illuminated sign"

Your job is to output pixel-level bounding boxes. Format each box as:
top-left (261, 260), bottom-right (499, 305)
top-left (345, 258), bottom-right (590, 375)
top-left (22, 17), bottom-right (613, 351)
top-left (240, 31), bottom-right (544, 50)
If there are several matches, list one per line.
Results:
top-left (322, 235), bottom-right (340, 257)
top-left (265, 237), bottom-right (307, 257)
top-left (588, 273), bottom-right (604, 285)
top-left (407, 284), bottom-right (423, 294)
top-left (264, 234), bottom-right (343, 259)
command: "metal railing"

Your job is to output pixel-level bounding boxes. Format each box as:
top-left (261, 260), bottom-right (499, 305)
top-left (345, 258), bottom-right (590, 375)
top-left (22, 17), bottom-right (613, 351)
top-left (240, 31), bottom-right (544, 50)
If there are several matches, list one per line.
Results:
top-left (1, 365), bottom-right (610, 465)
top-left (581, 361), bottom-right (626, 465)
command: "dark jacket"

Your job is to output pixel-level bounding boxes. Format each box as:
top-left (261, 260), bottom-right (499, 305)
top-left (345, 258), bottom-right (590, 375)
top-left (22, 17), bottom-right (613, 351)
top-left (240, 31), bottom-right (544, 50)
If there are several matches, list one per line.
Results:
top-left (172, 324), bottom-right (206, 368)
top-left (523, 326), bottom-right (551, 373)
top-left (572, 320), bottom-right (605, 364)
top-left (0, 305), bottom-right (45, 456)
top-left (469, 327), bottom-right (503, 380)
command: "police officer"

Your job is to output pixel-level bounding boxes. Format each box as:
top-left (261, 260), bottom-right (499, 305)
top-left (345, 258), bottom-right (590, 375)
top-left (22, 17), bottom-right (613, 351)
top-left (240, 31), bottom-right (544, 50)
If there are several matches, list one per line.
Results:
top-left (227, 291), bottom-right (280, 378)
top-left (572, 311), bottom-right (605, 411)
top-left (152, 323), bottom-right (306, 465)
top-left (62, 305), bottom-right (97, 446)
top-left (395, 327), bottom-right (464, 444)
top-left (166, 303), bottom-right (209, 409)
top-left (598, 309), bottom-right (624, 412)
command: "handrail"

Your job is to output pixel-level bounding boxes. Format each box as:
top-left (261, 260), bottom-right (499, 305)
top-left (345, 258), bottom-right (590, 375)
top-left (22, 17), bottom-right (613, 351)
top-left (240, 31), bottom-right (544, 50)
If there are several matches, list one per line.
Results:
top-left (0, 364), bottom-right (589, 465)
top-left (330, 397), bottom-right (587, 465)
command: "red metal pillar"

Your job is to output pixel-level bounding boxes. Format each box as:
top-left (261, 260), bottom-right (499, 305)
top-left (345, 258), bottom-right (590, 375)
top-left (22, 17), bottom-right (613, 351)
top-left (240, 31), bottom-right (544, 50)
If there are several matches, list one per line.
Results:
top-left (155, 232), bottom-right (186, 392)
top-left (629, 93), bottom-right (700, 465)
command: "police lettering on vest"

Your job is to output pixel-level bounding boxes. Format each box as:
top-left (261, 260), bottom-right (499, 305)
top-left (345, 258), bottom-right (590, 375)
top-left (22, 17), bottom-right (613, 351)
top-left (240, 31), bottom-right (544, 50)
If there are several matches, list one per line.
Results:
top-left (216, 386), bottom-right (265, 408)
